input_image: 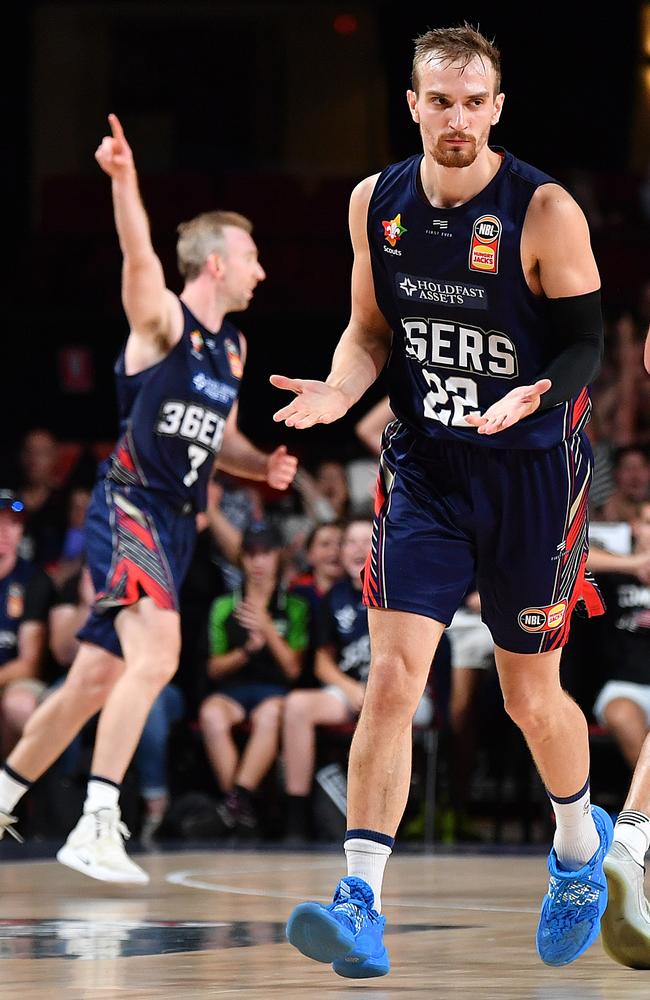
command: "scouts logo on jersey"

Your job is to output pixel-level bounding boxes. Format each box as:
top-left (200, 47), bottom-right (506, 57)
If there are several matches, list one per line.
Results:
top-left (469, 215), bottom-right (501, 274)
top-left (518, 600), bottom-right (567, 633)
top-left (190, 330), bottom-right (204, 359)
top-left (382, 214), bottom-right (407, 248)
top-left (224, 338), bottom-right (243, 379)
top-left (6, 583), bottom-right (24, 620)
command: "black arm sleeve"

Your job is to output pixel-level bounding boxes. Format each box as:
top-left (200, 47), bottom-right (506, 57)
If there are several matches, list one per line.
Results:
top-left (537, 289), bottom-right (603, 411)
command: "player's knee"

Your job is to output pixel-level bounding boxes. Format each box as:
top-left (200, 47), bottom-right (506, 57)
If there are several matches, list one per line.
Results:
top-left (503, 690), bottom-right (554, 736)
top-left (128, 652), bottom-right (178, 690)
top-left (365, 656), bottom-right (421, 720)
top-left (65, 666), bottom-right (114, 711)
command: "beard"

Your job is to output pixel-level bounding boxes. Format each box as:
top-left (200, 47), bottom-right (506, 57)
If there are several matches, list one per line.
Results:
top-left (430, 124), bottom-right (490, 168)
top-left (433, 136), bottom-right (477, 168)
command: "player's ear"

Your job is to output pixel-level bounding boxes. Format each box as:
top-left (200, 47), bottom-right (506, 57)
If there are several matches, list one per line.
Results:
top-left (491, 92), bottom-right (505, 126)
top-left (406, 89), bottom-right (420, 124)
top-left (205, 252), bottom-right (225, 278)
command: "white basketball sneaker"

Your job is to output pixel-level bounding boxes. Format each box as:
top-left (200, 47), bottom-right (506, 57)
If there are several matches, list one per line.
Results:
top-left (602, 841), bottom-right (650, 968)
top-left (0, 811), bottom-right (23, 842)
top-left (57, 807), bottom-right (149, 884)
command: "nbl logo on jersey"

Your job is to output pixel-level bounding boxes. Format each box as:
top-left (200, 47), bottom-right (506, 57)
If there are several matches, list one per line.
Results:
top-left (469, 215), bottom-right (501, 274)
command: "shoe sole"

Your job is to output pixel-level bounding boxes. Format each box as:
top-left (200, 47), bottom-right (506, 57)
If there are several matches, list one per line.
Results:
top-left (332, 952), bottom-right (390, 978)
top-left (602, 858), bottom-right (650, 969)
top-left (56, 846), bottom-right (150, 885)
top-left (286, 903), bottom-right (355, 963)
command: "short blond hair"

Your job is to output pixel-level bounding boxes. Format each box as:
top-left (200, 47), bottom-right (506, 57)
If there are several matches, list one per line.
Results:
top-left (412, 23), bottom-right (501, 96)
top-left (176, 210), bottom-right (253, 280)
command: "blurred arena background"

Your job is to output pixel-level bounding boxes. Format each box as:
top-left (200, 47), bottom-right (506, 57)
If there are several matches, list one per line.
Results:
top-left (2, 1), bottom-right (645, 455)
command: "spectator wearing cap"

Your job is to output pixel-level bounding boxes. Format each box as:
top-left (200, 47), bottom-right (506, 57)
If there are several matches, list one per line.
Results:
top-left (199, 524), bottom-right (309, 835)
top-left (0, 490), bottom-right (55, 756)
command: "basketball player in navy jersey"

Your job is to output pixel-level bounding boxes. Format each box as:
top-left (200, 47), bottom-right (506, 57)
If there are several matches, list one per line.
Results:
top-left (273, 25), bottom-right (607, 976)
top-left (0, 114), bottom-right (297, 883)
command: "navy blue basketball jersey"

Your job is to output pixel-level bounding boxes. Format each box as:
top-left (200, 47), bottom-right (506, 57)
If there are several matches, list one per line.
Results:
top-left (108, 301), bottom-right (242, 510)
top-left (318, 577), bottom-right (370, 682)
top-left (368, 149), bottom-right (591, 449)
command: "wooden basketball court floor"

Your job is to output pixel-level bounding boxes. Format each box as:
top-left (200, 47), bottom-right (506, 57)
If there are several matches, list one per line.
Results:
top-left (0, 847), bottom-right (649, 999)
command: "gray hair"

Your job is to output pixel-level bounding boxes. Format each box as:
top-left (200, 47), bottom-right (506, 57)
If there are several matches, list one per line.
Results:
top-left (176, 210), bottom-right (253, 280)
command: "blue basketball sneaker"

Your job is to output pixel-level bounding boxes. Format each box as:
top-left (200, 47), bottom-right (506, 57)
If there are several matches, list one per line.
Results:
top-left (286, 876), bottom-right (389, 978)
top-left (536, 804), bottom-right (614, 966)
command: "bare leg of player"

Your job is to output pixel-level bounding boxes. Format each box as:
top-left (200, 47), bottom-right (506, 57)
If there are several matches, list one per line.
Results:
top-left (56, 598), bottom-right (180, 884)
top-left (286, 609), bottom-right (443, 976)
top-left (495, 646), bottom-right (612, 965)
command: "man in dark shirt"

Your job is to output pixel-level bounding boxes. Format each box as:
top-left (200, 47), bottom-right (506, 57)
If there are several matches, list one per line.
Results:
top-left (0, 490), bottom-right (54, 760)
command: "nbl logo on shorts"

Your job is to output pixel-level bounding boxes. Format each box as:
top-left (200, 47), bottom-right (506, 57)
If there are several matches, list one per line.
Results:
top-left (518, 600), bottom-right (567, 633)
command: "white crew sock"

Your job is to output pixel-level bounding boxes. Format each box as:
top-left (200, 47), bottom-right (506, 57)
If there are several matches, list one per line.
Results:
top-left (550, 779), bottom-right (600, 871)
top-left (344, 837), bottom-right (392, 912)
top-left (613, 810), bottom-right (650, 868)
top-left (0, 768), bottom-right (30, 814)
top-left (83, 777), bottom-right (120, 814)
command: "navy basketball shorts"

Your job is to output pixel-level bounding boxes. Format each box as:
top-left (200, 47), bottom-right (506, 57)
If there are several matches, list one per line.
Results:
top-left (362, 421), bottom-right (604, 655)
top-left (77, 479), bottom-right (196, 657)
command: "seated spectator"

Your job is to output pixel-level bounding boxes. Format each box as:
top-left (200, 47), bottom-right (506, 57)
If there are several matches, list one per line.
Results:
top-left (289, 522), bottom-right (343, 687)
top-left (293, 460), bottom-right (350, 525)
top-left (178, 474), bottom-right (261, 714)
top-left (595, 445), bottom-right (650, 523)
top-left (592, 500), bottom-right (650, 771)
top-left (282, 519), bottom-right (433, 842)
top-left (15, 429), bottom-right (68, 566)
top-left (200, 524), bottom-right (308, 835)
top-left (0, 490), bottom-right (54, 757)
top-left (205, 473), bottom-right (264, 592)
top-left (48, 563), bottom-right (185, 844)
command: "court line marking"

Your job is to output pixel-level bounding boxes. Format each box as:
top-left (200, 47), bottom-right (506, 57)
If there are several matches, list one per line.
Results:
top-left (166, 868), bottom-right (538, 914)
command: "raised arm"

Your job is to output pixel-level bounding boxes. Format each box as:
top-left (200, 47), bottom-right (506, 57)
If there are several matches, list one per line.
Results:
top-left (270, 174), bottom-right (392, 429)
top-left (95, 113), bottom-right (182, 371)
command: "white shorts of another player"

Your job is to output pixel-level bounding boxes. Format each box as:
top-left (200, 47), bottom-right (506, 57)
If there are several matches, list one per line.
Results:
top-left (447, 608), bottom-right (494, 671)
top-left (594, 680), bottom-right (650, 727)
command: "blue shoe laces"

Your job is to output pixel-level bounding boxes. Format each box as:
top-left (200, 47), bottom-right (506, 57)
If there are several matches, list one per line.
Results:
top-left (544, 871), bottom-right (605, 943)
top-left (328, 878), bottom-right (382, 934)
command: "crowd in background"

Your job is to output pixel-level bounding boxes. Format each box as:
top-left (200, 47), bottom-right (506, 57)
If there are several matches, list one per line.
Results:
top-left (5, 289), bottom-right (650, 847)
